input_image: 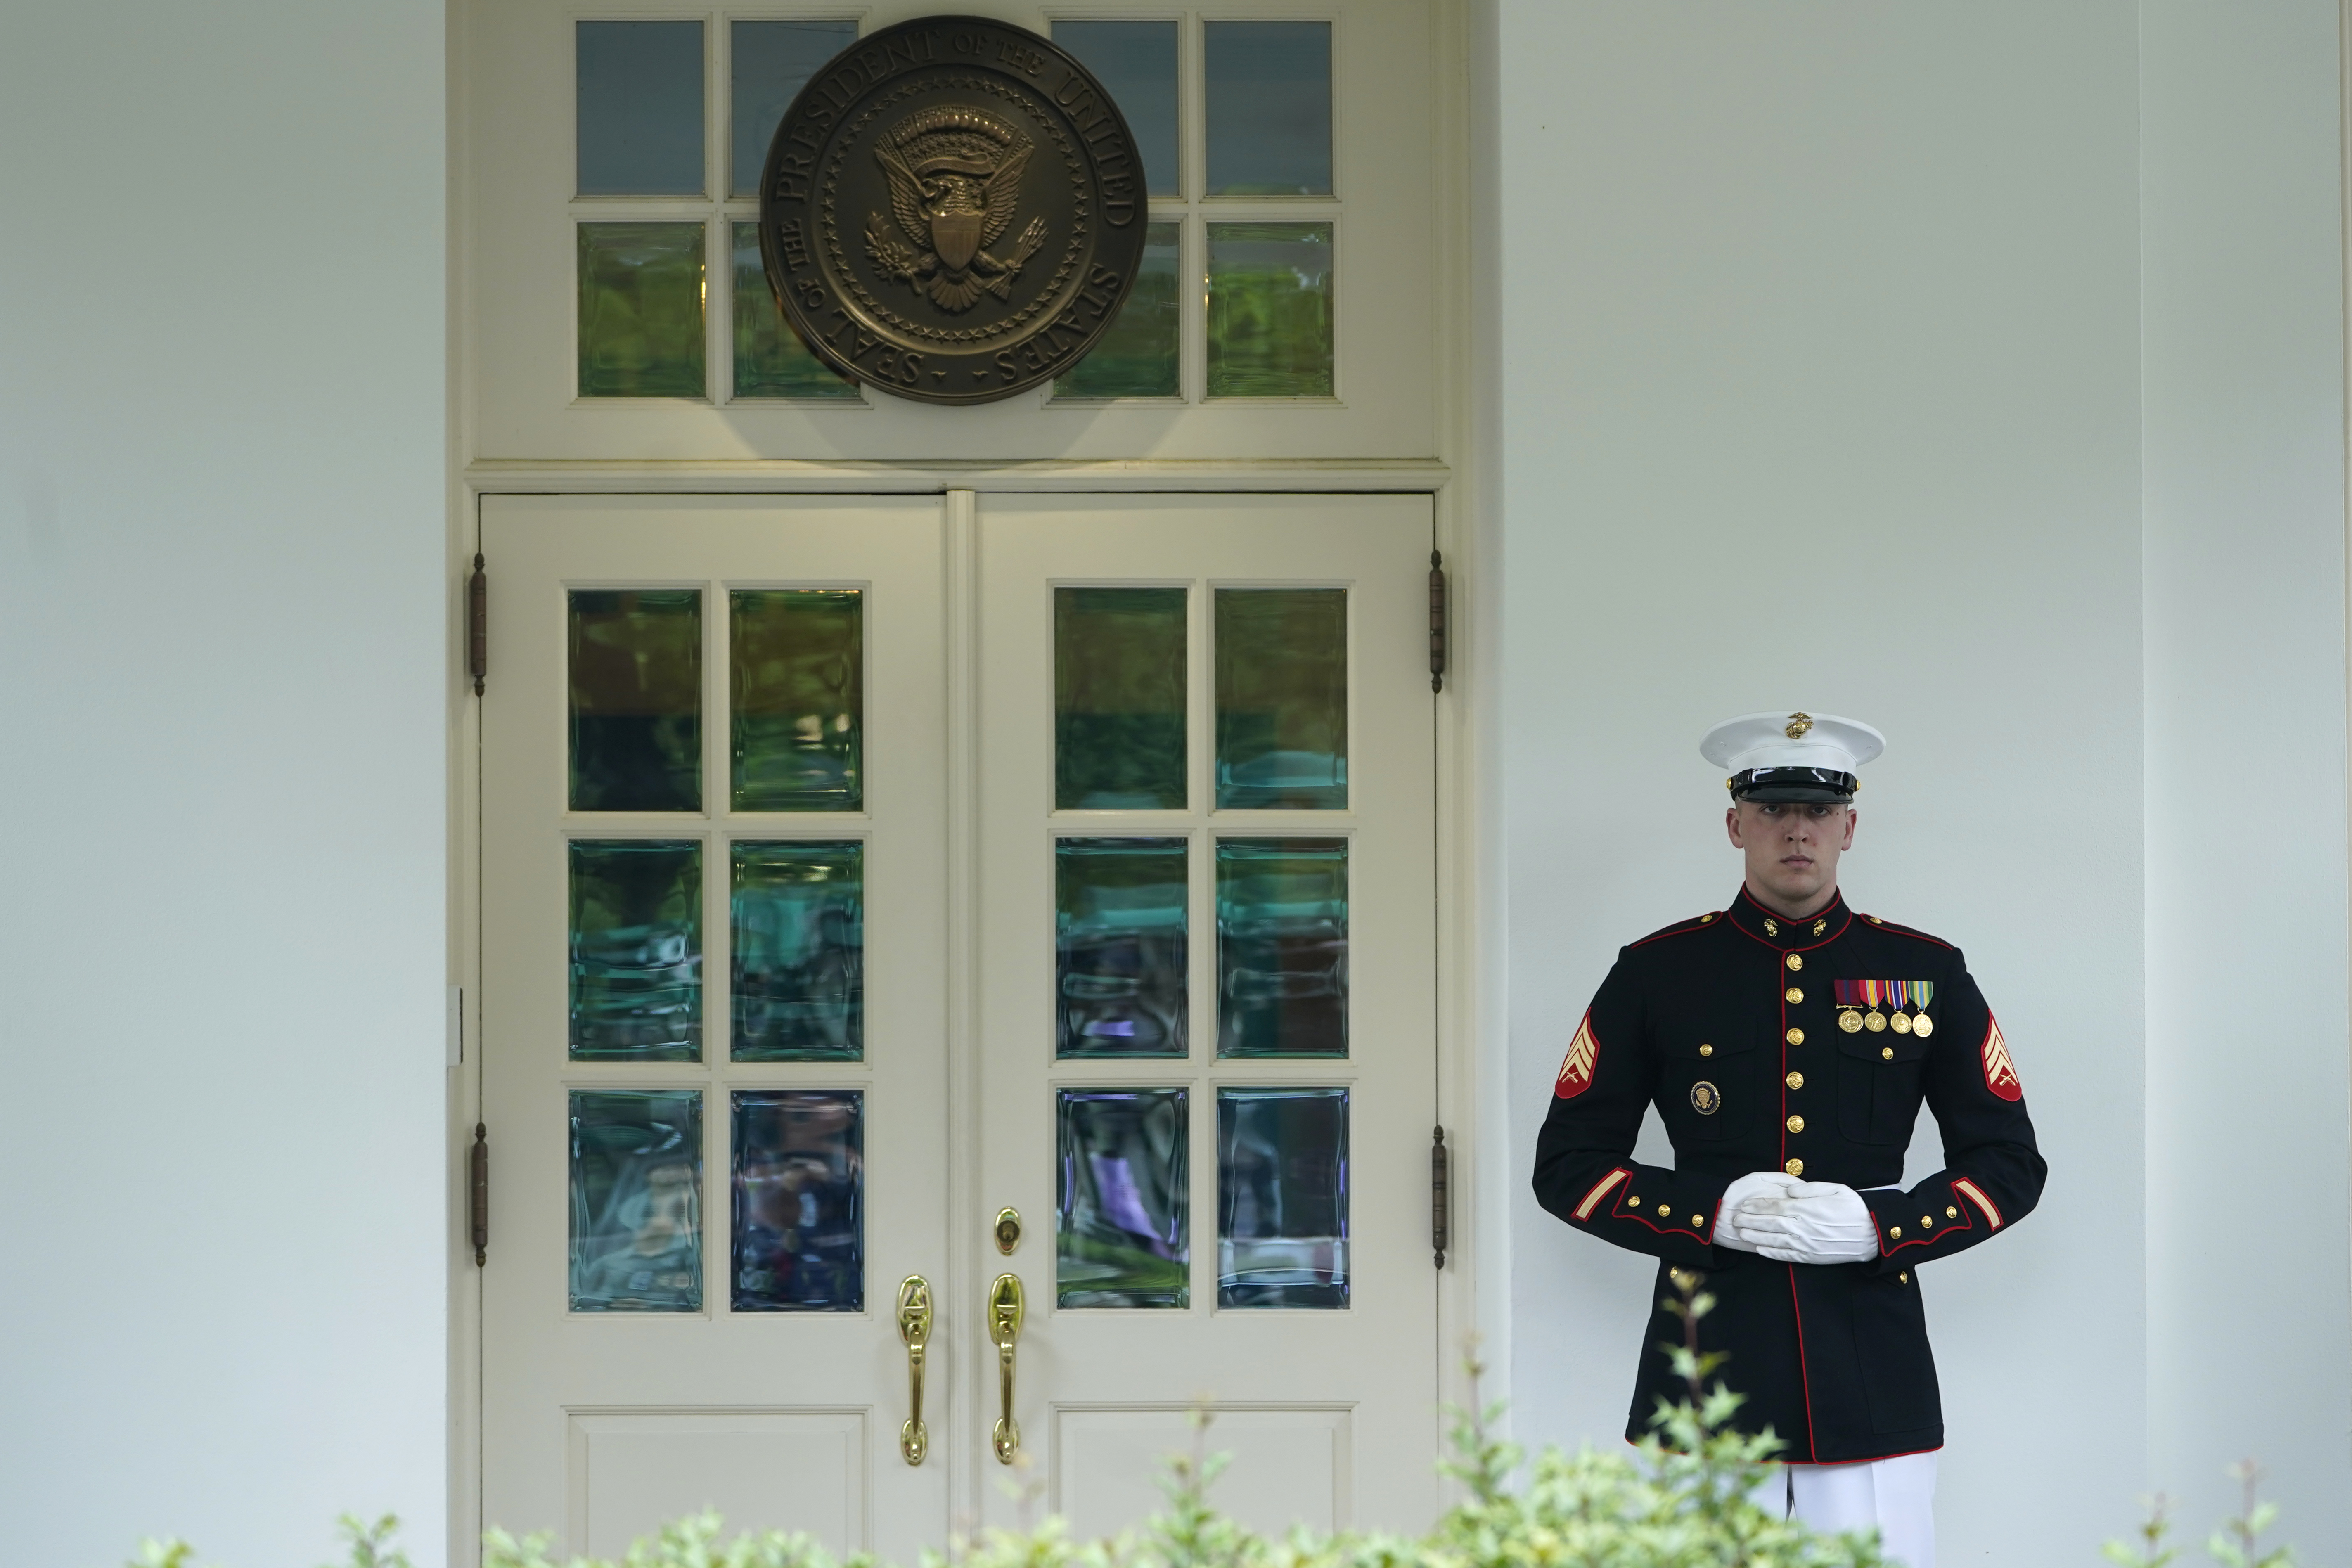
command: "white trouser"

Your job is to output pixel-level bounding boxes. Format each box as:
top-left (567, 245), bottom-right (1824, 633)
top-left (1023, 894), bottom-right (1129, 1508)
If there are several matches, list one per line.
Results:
top-left (1754, 1452), bottom-right (1937, 1568)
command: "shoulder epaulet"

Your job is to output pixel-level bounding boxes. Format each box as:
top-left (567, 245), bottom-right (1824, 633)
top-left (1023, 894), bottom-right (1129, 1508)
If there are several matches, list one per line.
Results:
top-left (1629, 911), bottom-right (1725, 949)
top-left (1855, 912), bottom-right (1954, 949)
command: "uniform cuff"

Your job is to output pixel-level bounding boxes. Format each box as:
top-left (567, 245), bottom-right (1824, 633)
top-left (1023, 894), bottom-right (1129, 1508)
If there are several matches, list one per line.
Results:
top-left (1593, 1168), bottom-right (1734, 1259)
top-left (1861, 1182), bottom-right (1978, 1270)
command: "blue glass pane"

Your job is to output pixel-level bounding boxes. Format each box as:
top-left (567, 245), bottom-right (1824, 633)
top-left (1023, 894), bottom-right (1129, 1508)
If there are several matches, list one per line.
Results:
top-left (1053, 21), bottom-right (1177, 197)
top-left (571, 1090), bottom-right (704, 1312)
top-left (1057, 838), bottom-right (1187, 1059)
top-left (1217, 1087), bottom-right (1348, 1308)
top-left (1216, 838), bottom-right (1347, 1059)
top-left (732, 1090), bottom-right (864, 1311)
top-left (731, 21), bottom-right (857, 197)
top-left (1215, 588), bottom-right (1346, 808)
top-left (571, 841), bottom-right (702, 1062)
top-left (578, 21), bottom-right (706, 196)
top-left (1056, 587), bottom-right (1188, 809)
top-left (570, 589), bottom-right (702, 811)
top-left (732, 841), bottom-right (862, 1061)
top-left (1058, 1087), bottom-right (1189, 1307)
top-left (1204, 22), bottom-right (1331, 196)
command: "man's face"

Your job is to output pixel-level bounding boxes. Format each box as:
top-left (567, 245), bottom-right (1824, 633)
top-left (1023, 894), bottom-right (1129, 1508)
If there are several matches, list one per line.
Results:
top-left (1725, 800), bottom-right (1856, 914)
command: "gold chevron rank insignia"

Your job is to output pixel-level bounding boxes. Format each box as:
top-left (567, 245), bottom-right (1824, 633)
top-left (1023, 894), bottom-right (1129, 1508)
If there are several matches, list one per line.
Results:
top-left (1555, 1012), bottom-right (1600, 1099)
top-left (1980, 1016), bottom-right (2022, 1101)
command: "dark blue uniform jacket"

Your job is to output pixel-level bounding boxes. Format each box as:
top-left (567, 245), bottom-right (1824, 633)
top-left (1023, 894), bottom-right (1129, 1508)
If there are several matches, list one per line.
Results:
top-left (1532, 887), bottom-right (2045, 1464)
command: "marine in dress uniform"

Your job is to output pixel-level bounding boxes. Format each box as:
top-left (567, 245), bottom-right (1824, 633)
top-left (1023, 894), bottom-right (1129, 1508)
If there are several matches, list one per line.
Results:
top-left (1531, 713), bottom-right (2045, 1568)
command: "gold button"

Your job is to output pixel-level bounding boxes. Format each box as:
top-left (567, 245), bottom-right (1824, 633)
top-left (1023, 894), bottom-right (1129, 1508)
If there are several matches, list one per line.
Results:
top-left (1698, 1043), bottom-right (1713, 1057)
top-left (1784, 1158), bottom-right (1804, 1176)
top-left (1881, 1046), bottom-right (1894, 1060)
top-left (1785, 1114), bottom-right (1805, 1134)
top-left (1786, 1028), bottom-right (1805, 1045)
top-left (1946, 1206), bottom-right (1959, 1219)
top-left (1701, 913), bottom-right (1715, 923)
top-left (1891, 1226), bottom-right (1903, 1238)
top-left (1786, 1071), bottom-right (1804, 1090)
top-left (1785, 987), bottom-right (1804, 1004)
top-left (1657, 1201), bottom-right (1672, 1214)
top-left (1899, 1272), bottom-right (1909, 1284)
top-left (1628, 1196), bottom-right (1641, 1207)
top-left (1869, 915), bottom-right (1884, 924)
top-left (1689, 1214), bottom-right (1704, 1227)
top-left (1921, 1215), bottom-right (1933, 1228)
top-left (1786, 953), bottom-right (1804, 972)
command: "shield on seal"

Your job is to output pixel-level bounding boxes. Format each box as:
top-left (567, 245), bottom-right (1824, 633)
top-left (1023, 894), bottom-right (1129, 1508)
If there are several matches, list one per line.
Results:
top-left (929, 208), bottom-right (983, 272)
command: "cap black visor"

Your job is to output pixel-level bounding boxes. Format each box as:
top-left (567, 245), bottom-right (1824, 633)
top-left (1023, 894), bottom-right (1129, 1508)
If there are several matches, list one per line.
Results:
top-left (1730, 768), bottom-right (1856, 804)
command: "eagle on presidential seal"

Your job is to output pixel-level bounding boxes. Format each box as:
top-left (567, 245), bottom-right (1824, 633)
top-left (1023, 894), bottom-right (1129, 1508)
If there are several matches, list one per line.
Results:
top-left (865, 105), bottom-right (1050, 314)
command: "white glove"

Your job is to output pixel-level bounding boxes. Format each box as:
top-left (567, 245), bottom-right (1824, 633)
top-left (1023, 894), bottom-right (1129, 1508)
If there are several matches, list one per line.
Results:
top-left (1709, 1170), bottom-right (1805, 1254)
top-left (1730, 1180), bottom-right (1881, 1265)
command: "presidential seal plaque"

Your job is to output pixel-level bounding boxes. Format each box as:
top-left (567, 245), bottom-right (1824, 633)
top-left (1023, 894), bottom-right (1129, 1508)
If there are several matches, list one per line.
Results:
top-left (756, 15), bottom-right (1147, 405)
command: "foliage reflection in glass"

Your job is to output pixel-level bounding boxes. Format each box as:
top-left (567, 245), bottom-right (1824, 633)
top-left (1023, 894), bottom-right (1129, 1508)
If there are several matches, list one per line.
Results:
top-left (1057, 838), bottom-right (1187, 1059)
top-left (571, 1089), bottom-right (703, 1312)
top-left (570, 589), bottom-right (703, 812)
top-left (731, 223), bottom-right (859, 400)
top-left (1217, 1086), bottom-right (1348, 1307)
top-left (1056, 223), bottom-right (1180, 399)
top-left (732, 840), bottom-right (862, 1061)
top-left (732, 1089), bottom-right (863, 1311)
top-left (1057, 1087), bottom-right (1189, 1307)
top-left (578, 222), bottom-right (707, 398)
top-left (1206, 223), bottom-right (1333, 399)
top-left (731, 589), bottom-right (862, 810)
top-left (1215, 588), bottom-right (1347, 808)
top-left (577, 21), bottom-right (705, 196)
top-left (1052, 21), bottom-right (1178, 196)
top-left (730, 21), bottom-right (857, 198)
top-left (1055, 587), bottom-right (1187, 809)
top-left (571, 841), bottom-right (703, 1062)
top-left (1216, 839), bottom-right (1347, 1059)
top-left (1204, 21), bottom-right (1332, 196)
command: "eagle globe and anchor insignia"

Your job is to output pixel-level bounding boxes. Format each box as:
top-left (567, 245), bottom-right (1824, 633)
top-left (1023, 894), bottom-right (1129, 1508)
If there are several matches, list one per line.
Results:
top-left (756, 15), bottom-right (1148, 405)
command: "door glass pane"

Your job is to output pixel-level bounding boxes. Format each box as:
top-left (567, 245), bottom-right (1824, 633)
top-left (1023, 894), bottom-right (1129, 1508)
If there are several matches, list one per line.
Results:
top-left (1057, 1087), bottom-right (1189, 1307)
top-left (1206, 223), bottom-right (1334, 399)
top-left (1056, 587), bottom-right (1187, 809)
top-left (1054, 222), bottom-right (1180, 400)
top-left (1217, 1086), bottom-right (1348, 1308)
top-left (1057, 838), bottom-right (1187, 1059)
top-left (732, 1090), bottom-right (864, 1312)
top-left (571, 841), bottom-right (703, 1062)
top-left (1215, 588), bottom-right (1347, 808)
top-left (570, 589), bottom-right (703, 812)
top-left (1052, 21), bottom-right (1178, 197)
top-left (731, 20), bottom-right (857, 198)
top-left (1204, 21), bottom-right (1331, 196)
top-left (577, 20), bottom-right (705, 196)
top-left (732, 840), bottom-right (862, 1061)
top-left (578, 222), bottom-right (708, 399)
top-left (1216, 838), bottom-right (1347, 1059)
top-left (732, 224), bottom-right (861, 400)
top-left (731, 589), bottom-right (862, 811)
top-left (571, 1089), bottom-right (704, 1313)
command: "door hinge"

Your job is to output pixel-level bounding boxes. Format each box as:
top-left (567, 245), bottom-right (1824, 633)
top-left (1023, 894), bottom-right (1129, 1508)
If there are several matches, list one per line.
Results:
top-left (470, 1123), bottom-right (490, 1267)
top-left (467, 553), bottom-right (488, 696)
top-left (1431, 1125), bottom-right (1450, 1269)
top-left (1428, 550), bottom-right (1447, 694)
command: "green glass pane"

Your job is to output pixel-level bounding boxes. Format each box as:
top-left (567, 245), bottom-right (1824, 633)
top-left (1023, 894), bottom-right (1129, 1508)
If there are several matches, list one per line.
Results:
top-left (1057, 1087), bottom-right (1189, 1307)
top-left (572, 841), bottom-right (703, 1062)
top-left (1216, 838), bottom-right (1347, 1059)
top-left (1056, 587), bottom-right (1187, 809)
top-left (570, 589), bottom-right (702, 812)
top-left (731, 223), bottom-right (859, 400)
top-left (732, 1089), bottom-right (863, 1311)
top-left (1206, 223), bottom-right (1333, 399)
top-left (1215, 588), bottom-right (1346, 808)
top-left (1057, 838), bottom-right (1187, 1059)
top-left (578, 222), bottom-right (707, 398)
top-left (577, 21), bottom-right (705, 196)
top-left (732, 840), bottom-right (862, 1061)
top-left (571, 1089), bottom-right (703, 1312)
top-left (731, 21), bottom-right (857, 198)
top-left (731, 589), bottom-right (862, 810)
top-left (1218, 1086), bottom-right (1348, 1307)
top-left (1056, 222), bottom-right (1180, 399)
top-left (1205, 22), bottom-right (1331, 196)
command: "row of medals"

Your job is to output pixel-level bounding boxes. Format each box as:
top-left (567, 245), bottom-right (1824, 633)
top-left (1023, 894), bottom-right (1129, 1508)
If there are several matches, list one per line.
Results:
top-left (1839, 1007), bottom-right (1933, 1038)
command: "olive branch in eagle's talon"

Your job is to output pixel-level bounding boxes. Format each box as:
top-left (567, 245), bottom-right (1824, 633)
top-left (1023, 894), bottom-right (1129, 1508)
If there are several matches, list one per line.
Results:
top-left (865, 212), bottom-right (923, 286)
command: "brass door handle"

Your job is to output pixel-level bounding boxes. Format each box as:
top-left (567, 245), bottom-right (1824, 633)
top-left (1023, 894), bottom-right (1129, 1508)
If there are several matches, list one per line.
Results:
top-left (897, 1275), bottom-right (933, 1465)
top-left (987, 1272), bottom-right (1025, 1463)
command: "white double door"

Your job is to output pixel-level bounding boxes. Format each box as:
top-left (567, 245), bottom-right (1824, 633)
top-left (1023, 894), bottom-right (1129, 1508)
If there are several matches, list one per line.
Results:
top-left (479, 492), bottom-right (1437, 1561)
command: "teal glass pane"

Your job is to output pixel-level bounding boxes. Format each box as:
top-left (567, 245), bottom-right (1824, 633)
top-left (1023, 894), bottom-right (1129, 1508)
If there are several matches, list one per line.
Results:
top-left (732, 1090), bottom-right (863, 1311)
top-left (578, 222), bottom-right (707, 399)
top-left (1205, 22), bottom-right (1331, 195)
top-left (1206, 223), bottom-right (1333, 399)
top-left (1215, 588), bottom-right (1346, 808)
top-left (732, 841), bottom-right (862, 1061)
top-left (1052, 21), bottom-right (1177, 196)
top-left (1055, 222), bottom-right (1180, 399)
top-left (1215, 839), bottom-right (1347, 1059)
top-left (1058, 1087), bottom-right (1189, 1307)
top-left (731, 21), bottom-right (857, 197)
top-left (1057, 838), bottom-right (1187, 1059)
top-left (1056, 587), bottom-right (1187, 809)
top-left (571, 841), bottom-right (703, 1062)
top-left (570, 589), bottom-right (702, 812)
top-left (731, 589), bottom-right (862, 810)
top-left (571, 1089), bottom-right (703, 1312)
top-left (1218, 1087), bottom-right (1348, 1308)
top-left (731, 223), bottom-right (859, 400)
top-left (578, 21), bottom-right (705, 195)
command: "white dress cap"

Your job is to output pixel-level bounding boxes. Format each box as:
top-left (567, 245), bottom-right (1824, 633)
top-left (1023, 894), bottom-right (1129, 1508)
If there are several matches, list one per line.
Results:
top-left (1700, 711), bottom-right (1886, 777)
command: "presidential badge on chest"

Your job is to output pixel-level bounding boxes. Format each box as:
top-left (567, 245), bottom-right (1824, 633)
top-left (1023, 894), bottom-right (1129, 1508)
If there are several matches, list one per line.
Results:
top-left (1835, 979), bottom-right (1935, 1037)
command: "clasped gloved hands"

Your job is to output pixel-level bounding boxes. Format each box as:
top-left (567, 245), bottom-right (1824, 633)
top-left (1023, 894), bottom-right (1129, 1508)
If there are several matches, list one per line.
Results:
top-left (1713, 1171), bottom-right (1880, 1264)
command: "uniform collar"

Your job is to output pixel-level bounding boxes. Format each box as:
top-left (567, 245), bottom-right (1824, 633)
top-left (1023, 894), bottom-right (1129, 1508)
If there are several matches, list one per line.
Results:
top-left (1724, 885), bottom-right (1854, 950)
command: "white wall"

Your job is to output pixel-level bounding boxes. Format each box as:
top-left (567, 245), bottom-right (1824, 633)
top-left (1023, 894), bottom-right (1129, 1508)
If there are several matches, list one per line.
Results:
top-left (0, 3), bottom-right (450, 1565)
